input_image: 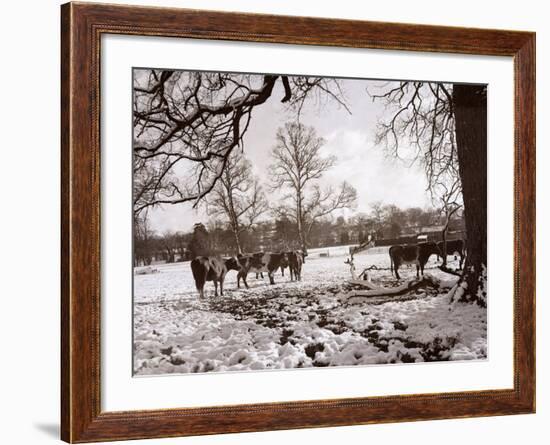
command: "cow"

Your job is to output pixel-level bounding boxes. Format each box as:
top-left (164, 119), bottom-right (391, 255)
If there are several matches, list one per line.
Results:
top-left (287, 250), bottom-right (306, 281)
top-left (436, 239), bottom-right (466, 269)
top-left (278, 250), bottom-right (296, 276)
top-left (236, 252), bottom-right (289, 288)
top-left (190, 256), bottom-right (240, 298)
top-left (389, 242), bottom-right (441, 280)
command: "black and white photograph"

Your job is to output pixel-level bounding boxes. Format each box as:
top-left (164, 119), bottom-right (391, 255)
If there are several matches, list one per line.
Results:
top-left (132, 68), bottom-right (488, 376)
top-left (1, 0), bottom-right (544, 443)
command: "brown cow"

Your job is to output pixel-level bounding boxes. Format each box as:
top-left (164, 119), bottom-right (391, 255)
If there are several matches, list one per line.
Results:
top-left (389, 242), bottom-right (441, 280)
top-left (236, 252), bottom-right (289, 288)
top-left (437, 239), bottom-right (466, 269)
top-left (190, 256), bottom-right (240, 298)
top-left (287, 250), bottom-right (305, 281)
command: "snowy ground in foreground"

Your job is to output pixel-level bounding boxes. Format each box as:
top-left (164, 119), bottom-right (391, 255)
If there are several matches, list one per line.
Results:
top-left (133, 249), bottom-right (487, 375)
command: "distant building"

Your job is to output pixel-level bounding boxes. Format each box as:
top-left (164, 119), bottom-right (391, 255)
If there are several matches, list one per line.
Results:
top-left (417, 225), bottom-right (446, 242)
top-left (417, 222), bottom-right (466, 242)
top-left (373, 218), bottom-right (466, 246)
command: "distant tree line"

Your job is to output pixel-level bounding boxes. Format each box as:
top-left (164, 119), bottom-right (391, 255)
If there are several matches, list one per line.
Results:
top-left (133, 223), bottom-right (192, 267)
top-left (134, 203), bottom-right (463, 266)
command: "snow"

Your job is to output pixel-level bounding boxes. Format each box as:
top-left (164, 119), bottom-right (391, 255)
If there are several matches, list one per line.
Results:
top-left (133, 249), bottom-right (487, 375)
top-left (134, 266), bottom-right (159, 275)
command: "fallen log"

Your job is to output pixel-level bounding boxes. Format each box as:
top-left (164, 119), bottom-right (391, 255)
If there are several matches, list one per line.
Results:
top-left (344, 274), bottom-right (442, 301)
top-left (348, 279), bottom-right (383, 291)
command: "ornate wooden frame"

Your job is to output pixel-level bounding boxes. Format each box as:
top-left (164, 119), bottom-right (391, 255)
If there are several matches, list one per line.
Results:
top-left (61, 2), bottom-right (536, 442)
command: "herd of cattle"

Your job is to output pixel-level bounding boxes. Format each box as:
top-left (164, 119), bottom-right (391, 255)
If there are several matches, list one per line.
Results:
top-left (389, 239), bottom-right (465, 280)
top-left (190, 251), bottom-right (305, 299)
top-left (189, 240), bottom-right (466, 298)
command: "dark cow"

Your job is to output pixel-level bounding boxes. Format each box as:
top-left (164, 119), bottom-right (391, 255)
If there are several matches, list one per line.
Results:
top-left (437, 239), bottom-right (466, 269)
top-left (236, 252), bottom-right (289, 287)
top-left (190, 256), bottom-right (240, 298)
top-left (389, 242), bottom-right (441, 280)
top-left (287, 250), bottom-right (305, 281)
top-left (281, 251), bottom-right (294, 279)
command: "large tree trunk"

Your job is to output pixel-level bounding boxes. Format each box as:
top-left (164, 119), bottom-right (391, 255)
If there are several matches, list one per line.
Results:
top-left (441, 223), bottom-right (448, 267)
top-left (452, 84), bottom-right (487, 306)
top-left (232, 226), bottom-right (242, 255)
top-left (227, 196), bottom-right (243, 255)
top-left (296, 191), bottom-right (307, 252)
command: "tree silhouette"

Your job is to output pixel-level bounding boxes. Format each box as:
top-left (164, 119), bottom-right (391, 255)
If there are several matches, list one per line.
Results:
top-left (133, 70), bottom-right (346, 216)
top-left (269, 122), bottom-right (357, 251)
top-left (205, 152), bottom-right (268, 254)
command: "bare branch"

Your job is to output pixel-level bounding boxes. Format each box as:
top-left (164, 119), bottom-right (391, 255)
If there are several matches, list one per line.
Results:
top-left (369, 80), bottom-right (462, 209)
top-left (133, 70), bottom-right (351, 215)
top-left (269, 122), bottom-right (357, 249)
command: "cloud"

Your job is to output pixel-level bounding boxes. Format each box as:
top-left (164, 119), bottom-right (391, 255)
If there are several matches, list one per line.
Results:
top-left (320, 129), bottom-right (431, 213)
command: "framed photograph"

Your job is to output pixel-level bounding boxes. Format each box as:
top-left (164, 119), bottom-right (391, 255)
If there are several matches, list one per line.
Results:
top-left (61, 2), bottom-right (535, 442)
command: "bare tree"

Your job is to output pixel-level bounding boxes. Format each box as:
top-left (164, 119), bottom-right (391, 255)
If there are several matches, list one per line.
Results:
top-left (133, 212), bottom-right (154, 266)
top-left (133, 70), bottom-right (347, 217)
top-left (173, 231), bottom-right (190, 261)
top-left (133, 156), bottom-right (176, 221)
top-left (371, 81), bottom-right (487, 305)
top-left (371, 82), bottom-right (458, 190)
top-left (270, 122), bottom-right (357, 250)
top-left (160, 231), bottom-right (177, 263)
top-left (302, 182), bottom-right (357, 241)
top-left (205, 152), bottom-right (268, 254)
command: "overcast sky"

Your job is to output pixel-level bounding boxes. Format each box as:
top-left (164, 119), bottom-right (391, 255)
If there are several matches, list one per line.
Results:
top-left (145, 74), bottom-right (433, 234)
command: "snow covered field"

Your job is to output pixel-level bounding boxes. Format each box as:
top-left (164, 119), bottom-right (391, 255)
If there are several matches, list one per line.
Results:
top-left (133, 248), bottom-right (487, 375)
